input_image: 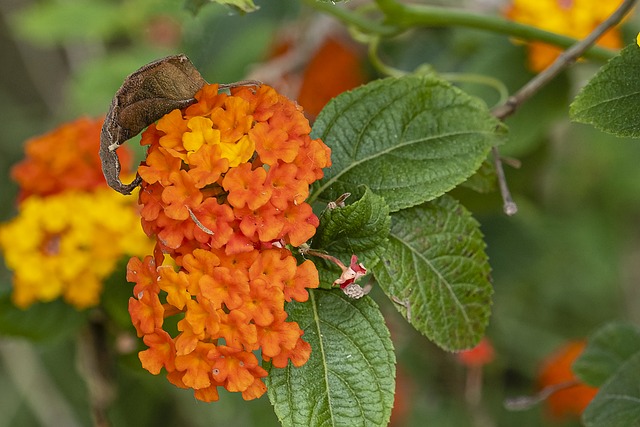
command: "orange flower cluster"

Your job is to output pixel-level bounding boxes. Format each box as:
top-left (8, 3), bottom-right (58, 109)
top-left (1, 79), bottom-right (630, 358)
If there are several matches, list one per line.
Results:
top-left (128, 83), bottom-right (331, 401)
top-left (12, 117), bottom-right (132, 201)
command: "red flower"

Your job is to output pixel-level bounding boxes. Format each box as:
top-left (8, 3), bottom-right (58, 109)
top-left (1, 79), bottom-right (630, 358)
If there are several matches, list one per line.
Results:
top-left (457, 338), bottom-right (495, 367)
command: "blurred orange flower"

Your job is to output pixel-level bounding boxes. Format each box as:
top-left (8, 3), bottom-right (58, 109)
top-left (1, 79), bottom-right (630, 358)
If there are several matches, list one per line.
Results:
top-left (0, 117), bottom-right (149, 309)
top-left (297, 37), bottom-right (367, 119)
top-left (457, 337), bottom-right (495, 367)
top-left (537, 340), bottom-right (598, 420)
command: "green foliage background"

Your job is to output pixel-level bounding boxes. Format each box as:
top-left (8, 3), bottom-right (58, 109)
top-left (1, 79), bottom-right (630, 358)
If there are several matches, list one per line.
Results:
top-left (2, 0), bottom-right (640, 426)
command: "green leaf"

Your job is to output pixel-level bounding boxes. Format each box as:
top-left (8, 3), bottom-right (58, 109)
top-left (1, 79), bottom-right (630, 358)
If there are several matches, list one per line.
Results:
top-left (570, 43), bottom-right (640, 137)
top-left (310, 75), bottom-right (505, 212)
top-left (267, 289), bottom-right (395, 427)
top-left (582, 351), bottom-right (640, 427)
top-left (459, 159), bottom-right (496, 193)
top-left (573, 322), bottom-right (640, 387)
top-left (311, 187), bottom-right (391, 290)
top-left (372, 195), bottom-right (492, 351)
top-left (184, 0), bottom-right (258, 14)
top-left (0, 291), bottom-right (86, 341)
top-left (313, 187), bottom-right (390, 257)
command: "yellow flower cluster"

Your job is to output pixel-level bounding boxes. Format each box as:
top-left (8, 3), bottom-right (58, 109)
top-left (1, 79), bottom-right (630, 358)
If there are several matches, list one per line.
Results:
top-left (0, 117), bottom-right (151, 309)
top-left (0, 188), bottom-right (151, 309)
top-left (505, 0), bottom-right (623, 71)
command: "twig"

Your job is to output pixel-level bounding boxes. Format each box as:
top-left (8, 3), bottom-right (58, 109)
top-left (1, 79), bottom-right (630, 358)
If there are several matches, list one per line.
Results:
top-left (488, 0), bottom-right (637, 215)
top-left (492, 146), bottom-right (518, 216)
top-left (504, 379), bottom-right (582, 411)
top-left (492, 0), bottom-right (637, 121)
top-left (375, 0), bottom-right (618, 62)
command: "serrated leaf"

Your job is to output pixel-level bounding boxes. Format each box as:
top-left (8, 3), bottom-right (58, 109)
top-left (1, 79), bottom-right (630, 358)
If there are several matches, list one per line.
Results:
top-left (310, 75), bottom-right (505, 212)
top-left (570, 43), bottom-right (640, 137)
top-left (313, 186), bottom-right (391, 258)
top-left (573, 322), bottom-right (640, 387)
top-left (184, 0), bottom-right (257, 14)
top-left (0, 291), bottom-right (86, 341)
top-left (372, 195), bottom-right (492, 351)
top-left (311, 187), bottom-right (391, 290)
top-left (582, 351), bottom-right (640, 427)
top-left (267, 289), bottom-right (395, 427)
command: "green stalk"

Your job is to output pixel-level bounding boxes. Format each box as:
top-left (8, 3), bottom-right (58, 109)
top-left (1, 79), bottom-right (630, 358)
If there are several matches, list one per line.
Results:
top-left (304, 0), bottom-right (618, 62)
top-left (375, 0), bottom-right (617, 61)
top-left (301, 0), bottom-right (398, 35)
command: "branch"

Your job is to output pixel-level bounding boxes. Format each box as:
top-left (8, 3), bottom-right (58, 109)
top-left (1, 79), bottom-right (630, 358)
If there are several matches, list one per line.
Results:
top-left (492, 147), bottom-right (518, 216)
top-left (504, 379), bottom-right (582, 411)
top-left (374, 0), bottom-right (618, 62)
top-left (492, 0), bottom-right (637, 120)
top-left (488, 0), bottom-right (636, 215)
top-left (302, 0), bottom-right (398, 35)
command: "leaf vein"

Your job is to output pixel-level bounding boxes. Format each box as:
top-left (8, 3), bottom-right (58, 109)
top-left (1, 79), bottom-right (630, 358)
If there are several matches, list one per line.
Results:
top-left (315, 130), bottom-right (496, 200)
top-left (390, 233), bottom-right (474, 335)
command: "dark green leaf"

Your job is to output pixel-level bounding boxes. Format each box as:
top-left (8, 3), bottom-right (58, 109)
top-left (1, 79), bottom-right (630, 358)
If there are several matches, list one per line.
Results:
top-left (570, 43), bottom-right (640, 137)
top-left (311, 187), bottom-right (391, 290)
top-left (0, 291), bottom-right (86, 341)
top-left (459, 159), bottom-right (496, 193)
top-left (267, 289), bottom-right (395, 427)
top-left (312, 186), bottom-right (391, 260)
top-left (574, 322), bottom-right (640, 387)
top-left (310, 75), bottom-right (505, 212)
top-left (372, 195), bottom-right (492, 351)
top-left (582, 351), bottom-right (640, 427)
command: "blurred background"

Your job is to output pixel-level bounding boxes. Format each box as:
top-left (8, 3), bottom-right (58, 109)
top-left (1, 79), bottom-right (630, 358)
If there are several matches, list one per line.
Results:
top-left (2, 0), bottom-right (640, 426)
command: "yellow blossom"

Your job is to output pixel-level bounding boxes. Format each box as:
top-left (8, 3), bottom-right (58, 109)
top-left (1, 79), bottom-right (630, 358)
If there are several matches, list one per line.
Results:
top-left (0, 189), bottom-right (153, 309)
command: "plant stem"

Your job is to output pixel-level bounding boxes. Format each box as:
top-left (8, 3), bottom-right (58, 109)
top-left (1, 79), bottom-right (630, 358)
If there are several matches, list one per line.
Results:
top-left (492, 0), bottom-right (637, 120)
top-left (301, 0), bottom-right (398, 35)
top-left (488, 0), bottom-right (637, 215)
top-left (492, 147), bottom-right (518, 216)
top-left (78, 312), bottom-right (115, 427)
top-left (504, 379), bottom-right (582, 411)
top-left (374, 0), bottom-right (617, 62)
top-left (303, 1), bottom-right (618, 62)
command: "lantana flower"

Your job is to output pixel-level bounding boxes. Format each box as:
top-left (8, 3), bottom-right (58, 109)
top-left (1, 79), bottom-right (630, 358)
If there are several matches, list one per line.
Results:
top-left (11, 117), bottom-right (132, 201)
top-left (505, 0), bottom-right (623, 72)
top-left (128, 83), bottom-right (331, 401)
top-left (0, 117), bottom-right (150, 309)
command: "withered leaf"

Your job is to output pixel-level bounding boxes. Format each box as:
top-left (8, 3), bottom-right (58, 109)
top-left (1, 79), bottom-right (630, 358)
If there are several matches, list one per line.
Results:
top-left (100, 54), bottom-right (207, 195)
